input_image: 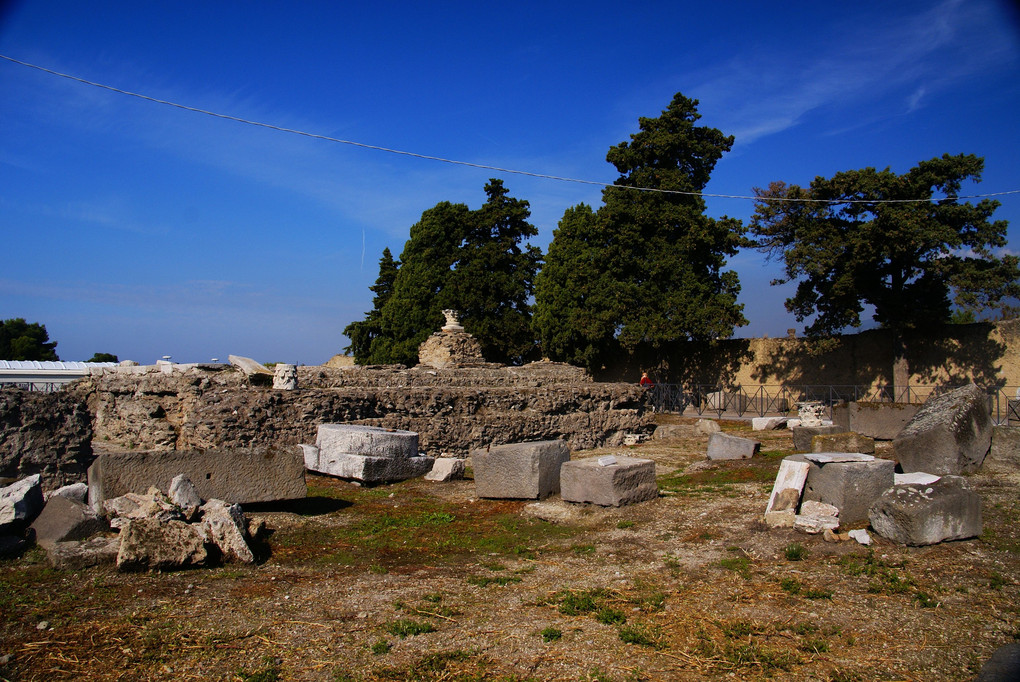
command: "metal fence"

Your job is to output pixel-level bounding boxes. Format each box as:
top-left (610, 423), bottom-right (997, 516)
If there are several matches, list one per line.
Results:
top-left (0, 381), bottom-right (66, 393)
top-left (646, 383), bottom-right (1020, 426)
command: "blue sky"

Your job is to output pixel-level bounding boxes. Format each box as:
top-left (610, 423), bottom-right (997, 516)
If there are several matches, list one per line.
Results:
top-left (2, 0), bottom-right (1019, 364)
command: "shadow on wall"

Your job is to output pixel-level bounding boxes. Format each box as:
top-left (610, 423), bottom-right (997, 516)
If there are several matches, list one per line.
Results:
top-left (596, 320), bottom-right (1015, 388)
top-left (594, 339), bottom-right (754, 385)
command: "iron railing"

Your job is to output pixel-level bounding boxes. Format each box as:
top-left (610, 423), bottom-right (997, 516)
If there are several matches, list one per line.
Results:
top-left (646, 383), bottom-right (1020, 426)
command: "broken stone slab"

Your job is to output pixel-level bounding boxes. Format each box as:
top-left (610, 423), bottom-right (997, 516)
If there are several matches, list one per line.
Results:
top-left (0, 474), bottom-right (44, 534)
top-left (49, 482), bottom-right (88, 504)
top-left (764, 458), bottom-right (811, 524)
top-left (103, 489), bottom-right (186, 529)
top-left (794, 514), bottom-right (839, 534)
top-left (87, 447), bottom-right (306, 509)
top-left (169, 474), bottom-right (203, 512)
top-left (831, 401), bottom-right (921, 440)
top-left (869, 475), bottom-right (982, 546)
top-left (47, 536), bottom-right (120, 569)
top-left (30, 496), bottom-right (109, 549)
top-left (424, 457), bottom-right (465, 482)
top-left (791, 453), bottom-right (896, 526)
top-left (706, 433), bottom-right (760, 460)
top-left (811, 432), bottom-right (876, 455)
top-left (227, 355), bottom-right (273, 376)
top-left (560, 455), bottom-right (658, 507)
top-left (801, 500), bottom-right (839, 517)
top-left (199, 499), bottom-right (254, 564)
top-left (472, 440), bottom-right (570, 500)
top-left (893, 383), bottom-right (991, 475)
top-left (116, 517), bottom-right (209, 571)
top-left (894, 472), bottom-right (941, 486)
top-left (791, 425), bottom-right (843, 452)
top-left (752, 417), bottom-right (788, 431)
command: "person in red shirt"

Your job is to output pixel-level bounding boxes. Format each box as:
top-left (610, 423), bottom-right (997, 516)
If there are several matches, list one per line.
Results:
top-left (640, 371), bottom-right (654, 389)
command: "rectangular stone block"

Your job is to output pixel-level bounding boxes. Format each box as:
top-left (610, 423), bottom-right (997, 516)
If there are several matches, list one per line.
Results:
top-left (706, 432), bottom-right (760, 460)
top-left (765, 458), bottom-right (811, 516)
top-left (560, 456), bottom-right (657, 507)
top-left (472, 440), bottom-right (570, 500)
top-left (833, 402), bottom-right (921, 440)
top-left (87, 447), bottom-right (306, 508)
top-left (791, 425), bottom-right (843, 452)
top-left (752, 417), bottom-right (788, 431)
top-left (789, 453), bottom-right (895, 526)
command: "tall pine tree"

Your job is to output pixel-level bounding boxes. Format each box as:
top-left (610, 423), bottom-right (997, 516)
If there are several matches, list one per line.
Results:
top-left (534, 92), bottom-right (746, 372)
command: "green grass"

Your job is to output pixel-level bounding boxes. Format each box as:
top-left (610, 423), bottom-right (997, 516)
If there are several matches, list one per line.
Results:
top-left (618, 623), bottom-right (665, 650)
top-left (718, 556), bottom-right (751, 578)
top-left (384, 618), bottom-right (436, 638)
top-left (658, 465), bottom-right (777, 497)
top-left (238, 656), bottom-right (282, 682)
top-left (371, 639), bottom-right (392, 655)
top-left (540, 626), bottom-right (562, 642)
top-left (595, 607), bottom-right (626, 625)
top-left (467, 575), bottom-right (522, 588)
top-left (616, 520), bottom-right (635, 529)
top-left (783, 542), bottom-right (807, 561)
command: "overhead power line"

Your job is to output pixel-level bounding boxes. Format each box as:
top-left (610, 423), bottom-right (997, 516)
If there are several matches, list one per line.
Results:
top-left (3, 54), bottom-right (1019, 205)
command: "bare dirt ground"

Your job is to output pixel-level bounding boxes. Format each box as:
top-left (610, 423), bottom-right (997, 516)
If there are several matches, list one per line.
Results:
top-left (1, 419), bottom-right (1018, 681)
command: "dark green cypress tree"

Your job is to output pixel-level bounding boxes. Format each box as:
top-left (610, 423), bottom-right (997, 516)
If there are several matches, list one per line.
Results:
top-left (342, 247), bottom-right (398, 363)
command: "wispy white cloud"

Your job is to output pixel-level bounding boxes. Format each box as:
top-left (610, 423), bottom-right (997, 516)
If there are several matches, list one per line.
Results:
top-left (686, 0), bottom-right (1018, 146)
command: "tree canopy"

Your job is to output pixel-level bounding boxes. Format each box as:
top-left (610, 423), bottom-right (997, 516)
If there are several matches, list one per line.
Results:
top-left (534, 92), bottom-right (746, 372)
top-left (346, 180), bottom-right (541, 366)
top-left (0, 318), bottom-right (59, 361)
top-left (86, 352), bottom-right (119, 363)
top-left (749, 154), bottom-right (1019, 338)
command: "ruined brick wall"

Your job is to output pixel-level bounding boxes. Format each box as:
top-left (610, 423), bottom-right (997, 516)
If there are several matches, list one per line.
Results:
top-left (64, 361), bottom-right (650, 458)
top-left (0, 388), bottom-right (93, 486)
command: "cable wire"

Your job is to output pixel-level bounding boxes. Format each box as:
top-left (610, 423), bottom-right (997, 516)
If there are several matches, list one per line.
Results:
top-left (3, 54), bottom-right (1019, 205)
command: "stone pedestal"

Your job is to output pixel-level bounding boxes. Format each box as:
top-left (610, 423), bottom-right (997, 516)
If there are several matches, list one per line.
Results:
top-left (560, 456), bottom-right (657, 507)
top-left (893, 384), bottom-right (991, 475)
top-left (472, 440), bottom-right (570, 500)
top-left (791, 453), bottom-right (896, 526)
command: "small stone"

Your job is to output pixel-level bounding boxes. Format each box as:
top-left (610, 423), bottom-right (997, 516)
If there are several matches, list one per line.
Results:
top-left (848, 529), bottom-right (872, 546)
top-left (36, 621), bottom-right (49, 630)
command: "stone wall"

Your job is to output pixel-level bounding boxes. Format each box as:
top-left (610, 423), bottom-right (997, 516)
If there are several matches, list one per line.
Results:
top-left (64, 361), bottom-right (649, 460)
top-left (598, 320), bottom-right (1020, 390)
top-left (0, 388), bottom-right (93, 486)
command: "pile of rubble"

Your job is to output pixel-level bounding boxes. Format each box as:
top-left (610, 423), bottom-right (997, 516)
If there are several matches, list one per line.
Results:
top-left (0, 472), bottom-right (262, 570)
top-left (758, 383), bottom-right (989, 546)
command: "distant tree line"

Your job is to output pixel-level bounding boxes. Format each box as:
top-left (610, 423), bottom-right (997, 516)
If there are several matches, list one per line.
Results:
top-left (343, 92), bottom-right (1019, 379)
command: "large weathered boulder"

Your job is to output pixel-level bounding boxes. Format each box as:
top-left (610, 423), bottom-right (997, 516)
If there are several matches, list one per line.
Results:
top-left (116, 517), bottom-right (208, 571)
top-left (88, 447), bottom-right (306, 508)
top-left (199, 499), bottom-right (254, 564)
top-left (869, 475), bottom-right (982, 546)
top-left (30, 495), bottom-right (108, 549)
top-left (893, 384), bottom-right (991, 475)
top-left (0, 474), bottom-right (44, 534)
top-left (472, 440), bottom-right (570, 500)
top-left (560, 455), bottom-right (657, 507)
